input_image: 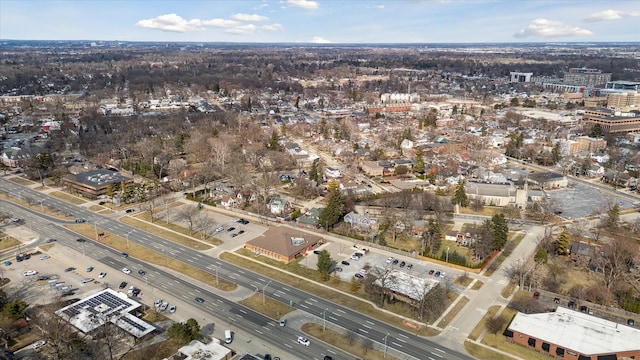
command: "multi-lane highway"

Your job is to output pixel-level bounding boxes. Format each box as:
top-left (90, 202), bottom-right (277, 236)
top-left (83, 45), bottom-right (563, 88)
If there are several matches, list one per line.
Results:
top-left (0, 179), bottom-right (473, 360)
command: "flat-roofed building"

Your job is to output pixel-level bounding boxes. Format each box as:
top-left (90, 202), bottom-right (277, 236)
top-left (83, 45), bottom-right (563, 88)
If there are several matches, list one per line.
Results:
top-left (62, 169), bottom-right (133, 199)
top-left (583, 108), bottom-right (640, 134)
top-left (244, 227), bottom-right (323, 263)
top-left (505, 307), bottom-right (640, 360)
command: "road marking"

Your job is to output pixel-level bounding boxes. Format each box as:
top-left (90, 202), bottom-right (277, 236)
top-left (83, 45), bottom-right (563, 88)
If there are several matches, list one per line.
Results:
top-left (274, 293), bottom-right (281, 298)
top-left (255, 329), bottom-right (263, 335)
top-left (307, 298), bottom-right (317, 303)
top-left (359, 328), bottom-right (368, 334)
top-left (365, 320), bottom-right (375, 326)
top-left (329, 316), bottom-right (338, 321)
top-left (299, 304), bottom-right (308, 309)
top-left (392, 342), bottom-right (403, 347)
top-left (396, 338), bottom-right (406, 343)
top-left (239, 309), bottom-right (247, 314)
top-left (217, 299), bottom-right (223, 303)
top-left (284, 343), bottom-right (293, 349)
top-left (238, 270), bottom-right (245, 274)
top-left (228, 275), bottom-right (236, 279)
top-left (430, 351), bottom-right (443, 358)
top-left (258, 277), bottom-right (266, 282)
top-left (434, 348), bottom-right (446, 353)
top-left (282, 287), bottom-right (290, 292)
top-left (335, 309), bottom-right (346, 314)
top-left (362, 323), bottom-right (371, 329)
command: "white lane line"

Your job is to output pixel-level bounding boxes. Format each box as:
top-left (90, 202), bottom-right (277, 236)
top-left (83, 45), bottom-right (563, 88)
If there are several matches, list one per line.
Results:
top-left (299, 304), bottom-right (308, 309)
top-left (307, 298), bottom-right (317, 303)
top-left (366, 320), bottom-right (375, 326)
top-left (335, 309), bottom-right (346, 314)
top-left (392, 342), bottom-right (403, 347)
top-left (255, 329), bottom-right (263, 335)
top-left (362, 324), bottom-right (371, 329)
top-left (359, 329), bottom-right (368, 334)
top-left (396, 338), bottom-right (406, 343)
top-left (329, 316), bottom-right (338, 321)
top-left (435, 348), bottom-right (446, 353)
top-left (239, 309), bottom-right (247, 314)
top-left (398, 333), bottom-right (409, 339)
top-left (430, 351), bottom-right (443, 358)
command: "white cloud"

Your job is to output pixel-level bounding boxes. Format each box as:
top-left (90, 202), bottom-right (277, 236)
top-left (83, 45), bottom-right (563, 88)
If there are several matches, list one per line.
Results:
top-left (225, 24), bottom-right (257, 35)
top-left (311, 36), bottom-right (331, 43)
top-left (369, 5), bottom-right (385, 9)
top-left (136, 14), bottom-right (206, 32)
top-left (231, 13), bottom-right (268, 22)
top-left (288, 0), bottom-right (319, 10)
top-left (136, 14), bottom-right (239, 32)
top-left (627, 11), bottom-right (640, 17)
top-left (514, 19), bottom-right (593, 38)
top-left (584, 9), bottom-right (622, 22)
top-left (253, 2), bottom-right (269, 10)
top-left (262, 23), bottom-right (284, 31)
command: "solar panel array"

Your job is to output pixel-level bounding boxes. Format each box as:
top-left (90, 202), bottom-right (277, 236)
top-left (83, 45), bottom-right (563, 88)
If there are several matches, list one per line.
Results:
top-left (118, 316), bottom-right (149, 332)
top-left (61, 291), bottom-right (132, 319)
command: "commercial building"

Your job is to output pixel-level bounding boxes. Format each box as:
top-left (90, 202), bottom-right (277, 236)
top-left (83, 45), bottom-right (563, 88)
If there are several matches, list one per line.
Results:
top-left (564, 68), bottom-right (611, 88)
top-left (505, 307), bottom-right (640, 360)
top-left (583, 108), bottom-right (640, 134)
top-left (510, 72), bottom-right (533, 83)
top-left (62, 169), bottom-right (132, 199)
top-left (244, 227), bottom-right (323, 263)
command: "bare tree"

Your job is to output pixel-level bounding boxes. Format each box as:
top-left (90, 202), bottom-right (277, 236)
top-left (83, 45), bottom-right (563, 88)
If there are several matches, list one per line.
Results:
top-left (177, 205), bottom-right (199, 235)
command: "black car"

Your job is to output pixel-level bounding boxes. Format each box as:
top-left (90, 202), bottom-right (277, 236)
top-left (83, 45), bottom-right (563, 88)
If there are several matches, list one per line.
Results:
top-left (76, 238), bottom-right (86, 242)
top-left (45, 238), bottom-right (57, 243)
top-left (237, 230), bottom-right (245, 235)
top-left (125, 209), bottom-right (135, 213)
top-left (341, 260), bottom-right (350, 266)
top-left (64, 267), bottom-right (75, 272)
top-left (22, 253), bottom-right (31, 260)
top-left (138, 270), bottom-right (146, 276)
top-left (239, 219), bottom-right (249, 225)
top-left (16, 255), bottom-right (23, 262)
top-left (119, 281), bottom-right (127, 289)
top-left (264, 355), bottom-right (272, 360)
top-left (324, 356), bottom-right (334, 360)
top-left (313, 250), bottom-right (321, 255)
top-left (399, 261), bottom-right (405, 268)
top-left (195, 297), bottom-right (205, 303)
top-left (227, 227), bottom-right (235, 232)
top-left (392, 259), bottom-right (399, 265)
top-left (628, 319), bottom-right (635, 326)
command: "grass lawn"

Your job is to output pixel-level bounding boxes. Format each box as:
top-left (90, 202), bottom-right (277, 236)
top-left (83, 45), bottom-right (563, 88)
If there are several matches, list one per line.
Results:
top-left (123, 337), bottom-right (184, 360)
top-left (133, 212), bottom-right (222, 246)
top-left (458, 206), bottom-right (503, 217)
top-left (0, 234), bottom-right (21, 251)
top-left (471, 280), bottom-right (484, 290)
top-left (464, 341), bottom-right (515, 360)
top-left (8, 177), bottom-right (35, 186)
top-left (436, 296), bottom-right (469, 328)
top-left (303, 323), bottom-right (398, 360)
top-left (67, 224), bottom-right (235, 291)
top-left (454, 274), bottom-right (473, 287)
top-left (239, 293), bottom-right (295, 320)
top-left (222, 251), bottom-right (441, 337)
top-left (479, 307), bottom-right (551, 360)
top-left (49, 190), bottom-right (87, 205)
top-left (468, 305), bottom-right (500, 341)
top-left (0, 193), bottom-right (71, 220)
top-left (501, 282), bottom-right (517, 299)
top-left (120, 217), bottom-right (214, 250)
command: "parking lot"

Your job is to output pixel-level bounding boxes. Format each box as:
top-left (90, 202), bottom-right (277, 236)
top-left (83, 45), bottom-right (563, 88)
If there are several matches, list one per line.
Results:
top-left (304, 241), bottom-right (456, 284)
top-left (547, 182), bottom-right (636, 220)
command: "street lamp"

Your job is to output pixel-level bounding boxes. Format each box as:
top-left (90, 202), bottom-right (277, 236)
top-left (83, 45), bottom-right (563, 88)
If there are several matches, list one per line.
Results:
top-left (37, 199), bottom-right (45, 212)
top-left (322, 308), bottom-right (329, 331)
top-left (446, 246), bottom-right (450, 264)
top-left (262, 280), bottom-right (272, 305)
top-left (384, 333), bottom-right (390, 358)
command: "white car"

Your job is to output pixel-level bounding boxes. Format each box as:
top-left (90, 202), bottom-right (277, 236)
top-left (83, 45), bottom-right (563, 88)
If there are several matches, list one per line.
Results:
top-left (169, 305), bottom-right (176, 313)
top-left (350, 254), bottom-right (361, 261)
top-left (23, 270), bottom-right (38, 276)
top-left (386, 257), bottom-right (395, 263)
top-left (98, 272), bottom-right (106, 278)
top-left (439, 272), bottom-right (447, 278)
top-left (122, 267), bottom-right (132, 274)
top-left (32, 340), bottom-right (46, 350)
top-left (160, 302), bottom-right (168, 311)
top-left (215, 226), bottom-right (225, 233)
top-left (154, 299), bottom-right (163, 308)
top-left (39, 255), bottom-right (50, 260)
top-left (297, 336), bottom-right (310, 346)
top-left (81, 277), bottom-right (94, 284)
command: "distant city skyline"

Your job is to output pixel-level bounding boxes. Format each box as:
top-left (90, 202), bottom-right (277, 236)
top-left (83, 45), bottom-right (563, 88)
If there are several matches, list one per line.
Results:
top-left (1, 0), bottom-right (639, 43)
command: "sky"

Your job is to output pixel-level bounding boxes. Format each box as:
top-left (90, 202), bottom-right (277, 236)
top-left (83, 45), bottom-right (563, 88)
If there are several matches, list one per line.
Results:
top-left (1, 0), bottom-right (639, 43)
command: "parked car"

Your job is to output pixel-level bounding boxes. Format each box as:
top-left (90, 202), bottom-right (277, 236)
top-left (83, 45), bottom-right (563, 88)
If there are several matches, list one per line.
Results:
top-left (434, 271), bottom-right (441, 277)
top-left (341, 260), bottom-right (350, 266)
top-left (227, 227), bottom-right (236, 232)
top-left (392, 259), bottom-right (399, 265)
top-left (119, 281), bottom-right (128, 289)
top-left (313, 250), bottom-right (321, 255)
top-left (3, 261), bottom-right (11, 266)
top-left (628, 319), bottom-right (635, 326)
top-left (533, 291), bottom-right (540, 299)
top-left (350, 254), bottom-right (361, 261)
top-left (98, 272), bottom-right (106, 278)
top-left (32, 340), bottom-right (46, 350)
top-left (86, 266), bottom-right (94, 272)
top-left (386, 257), bottom-right (395, 263)
top-left (399, 261), bottom-right (406, 268)
top-left (354, 273), bottom-right (364, 279)
top-left (159, 302), bottom-right (168, 311)
top-left (407, 263), bottom-right (413, 270)
top-left (64, 267), bottom-right (75, 272)
top-left (122, 268), bottom-right (131, 274)
top-left (439, 272), bottom-right (447, 278)
top-left (239, 218), bottom-right (249, 225)
top-left (237, 230), bottom-right (245, 235)
top-left (75, 218), bottom-right (86, 223)
top-left (81, 278), bottom-right (94, 284)
top-left (215, 226), bottom-right (225, 233)
top-left (23, 270), bottom-right (38, 276)
top-left (39, 255), bottom-right (50, 260)
top-left (154, 299), bottom-right (163, 307)
top-left (125, 209), bottom-right (135, 213)
top-left (169, 305), bottom-right (176, 313)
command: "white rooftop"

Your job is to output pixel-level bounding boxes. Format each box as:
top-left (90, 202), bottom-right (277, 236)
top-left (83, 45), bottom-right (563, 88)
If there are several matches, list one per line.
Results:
top-left (373, 269), bottom-right (439, 300)
top-left (508, 307), bottom-right (640, 355)
top-left (175, 339), bottom-right (232, 360)
top-left (56, 288), bottom-right (155, 338)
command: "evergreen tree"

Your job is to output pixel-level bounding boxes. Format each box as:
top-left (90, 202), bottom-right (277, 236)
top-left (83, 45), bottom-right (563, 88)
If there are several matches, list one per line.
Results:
top-left (557, 228), bottom-right (570, 255)
top-left (350, 277), bottom-right (362, 292)
top-left (606, 203), bottom-right (620, 230)
top-left (317, 250), bottom-right (333, 281)
top-left (3, 299), bottom-right (28, 320)
top-left (452, 179), bottom-right (469, 207)
top-left (551, 142), bottom-right (562, 164)
top-left (590, 123), bottom-right (603, 138)
top-left (414, 148), bottom-right (426, 174)
top-left (309, 160), bottom-right (320, 183)
top-left (318, 182), bottom-right (346, 230)
top-left (378, 233), bottom-right (387, 246)
top-left (491, 213), bottom-right (509, 250)
top-left (268, 131), bottom-right (280, 150)
top-left (426, 218), bottom-right (442, 254)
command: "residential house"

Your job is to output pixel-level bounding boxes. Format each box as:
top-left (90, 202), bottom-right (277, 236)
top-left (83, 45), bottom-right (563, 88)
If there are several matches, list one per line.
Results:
top-left (220, 194), bottom-right (237, 208)
top-left (569, 242), bottom-right (596, 264)
top-left (343, 211), bottom-right (378, 232)
top-left (268, 196), bottom-right (291, 215)
top-left (339, 179), bottom-right (358, 193)
top-left (297, 207), bottom-right (322, 228)
top-left (325, 167), bottom-right (341, 178)
top-left (1, 146), bottom-right (38, 167)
